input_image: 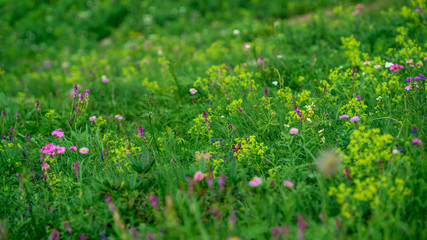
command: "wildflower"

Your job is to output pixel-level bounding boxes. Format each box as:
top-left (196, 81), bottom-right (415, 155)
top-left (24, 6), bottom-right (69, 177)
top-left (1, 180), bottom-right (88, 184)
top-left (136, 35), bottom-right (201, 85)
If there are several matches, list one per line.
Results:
top-left (350, 116), bottom-right (359, 122)
top-left (42, 162), bottom-right (50, 170)
top-left (233, 29), bottom-right (240, 35)
top-left (242, 43), bottom-right (250, 51)
top-left (138, 126), bottom-right (145, 137)
top-left (85, 89), bottom-right (90, 97)
top-left (149, 195), bottom-right (159, 208)
top-left (363, 60), bottom-right (370, 64)
top-left (16, 113), bottom-right (20, 120)
top-left (189, 88), bottom-right (198, 95)
top-left (390, 64), bottom-right (404, 72)
top-left (101, 75), bottom-right (109, 83)
top-left (69, 145), bottom-right (77, 151)
top-left (412, 139), bottom-right (422, 145)
top-left (25, 134), bottom-right (31, 142)
top-left (414, 76), bottom-right (421, 80)
top-left (35, 100), bottom-right (40, 112)
top-left (294, 106), bottom-right (302, 117)
top-left (406, 59), bottom-right (413, 63)
top-left (115, 114), bottom-right (123, 120)
top-left (56, 146), bottom-right (66, 154)
top-left (249, 177), bottom-right (262, 187)
top-left (49, 229), bottom-right (59, 240)
top-left (73, 162), bottom-right (80, 178)
top-left (218, 174), bottom-right (226, 186)
top-left (44, 60), bottom-right (51, 68)
top-left (339, 114), bottom-right (349, 119)
top-left (193, 171), bottom-right (204, 181)
top-left (79, 147), bottom-right (89, 154)
top-left (272, 81), bottom-right (278, 86)
top-left (345, 167), bottom-right (352, 181)
top-left (297, 215), bottom-right (307, 239)
top-left (73, 85), bottom-right (78, 100)
top-left (356, 95), bottom-right (361, 100)
top-left (407, 77), bottom-right (413, 82)
top-left (63, 221), bottom-right (72, 234)
top-left (392, 149), bottom-right (400, 154)
top-left (316, 149), bottom-right (340, 177)
top-left (306, 118), bottom-right (312, 122)
top-left (52, 128), bottom-right (64, 138)
top-left (374, 64), bottom-right (381, 69)
top-left (405, 84), bottom-right (411, 91)
top-left (89, 116), bottom-right (97, 121)
top-left (283, 180), bottom-right (294, 187)
top-left (271, 226), bottom-right (289, 239)
top-left (264, 88), bottom-right (269, 98)
top-left (289, 128), bottom-right (299, 134)
top-left (385, 62), bottom-right (394, 68)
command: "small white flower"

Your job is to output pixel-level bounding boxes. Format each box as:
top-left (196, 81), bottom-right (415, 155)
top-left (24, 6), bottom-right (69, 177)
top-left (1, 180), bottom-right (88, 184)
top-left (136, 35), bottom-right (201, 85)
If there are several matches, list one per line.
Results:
top-left (392, 149), bottom-right (400, 155)
top-left (362, 72), bottom-right (365, 75)
top-left (376, 96), bottom-right (382, 101)
top-left (272, 81), bottom-right (278, 86)
top-left (306, 118), bottom-right (312, 122)
top-left (233, 29), bottom-right (240, 35)
top-left (339, 66), bottom-right (343, 69)
top-left (284, 124), bottom-right (290, 128)
top-left (385, 62), bottom-right (393, 68)
top-left (221, 115), bottom-right (225, 118)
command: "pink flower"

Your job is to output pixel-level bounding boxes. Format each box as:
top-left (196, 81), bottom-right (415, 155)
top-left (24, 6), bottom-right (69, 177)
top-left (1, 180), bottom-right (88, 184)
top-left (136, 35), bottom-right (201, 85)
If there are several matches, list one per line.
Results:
top-left (339, 115), bottom-right (349, 119)
top-left (69, 145), bottom-right (77, 151)
top-left (189, 88), bottom-right (197, 94)
top-left (115, 114), bottom-right (123, 120)
top-left (89, 116), bottom-right (97, 121)
top-left (374, 64), bottom-right (381, 69)
top-left (405, 84), bottom-right (411, 91)
top-left (42, 162), bottom-right (50, 170)
top-left (193, 171), bottom-right (204, 181)
top-left (102, 75), bottom-right (109, 83)
top-left (389, 64), bottom-right (404, 72)
top-left (350, 116), bottom-right (359, 122)
top-left (79, 147), bottom-right (89, 154)
top-left (283, 180), bottom-right (294, 187)
top-left (249, 177), bottom-right (262, 187)
top-left (412, 139), bottom-right (422, 145)
top-left (56, 146), bottom-right (66, 154)
top-left (290, 128), bottom-right (299, 135)
top-left (52, 128), bottom-right (64, 138)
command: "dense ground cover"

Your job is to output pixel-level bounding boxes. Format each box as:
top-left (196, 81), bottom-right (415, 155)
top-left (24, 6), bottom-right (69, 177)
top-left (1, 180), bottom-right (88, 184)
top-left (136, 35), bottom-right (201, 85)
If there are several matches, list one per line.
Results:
top-left (0, 0), bottom-right (426, 239)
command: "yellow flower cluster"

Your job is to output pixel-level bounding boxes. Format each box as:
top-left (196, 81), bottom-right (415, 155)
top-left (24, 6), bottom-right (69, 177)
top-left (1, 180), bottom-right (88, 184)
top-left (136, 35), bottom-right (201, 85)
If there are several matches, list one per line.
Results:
top-left (234, 136), bottom-right (268, 168)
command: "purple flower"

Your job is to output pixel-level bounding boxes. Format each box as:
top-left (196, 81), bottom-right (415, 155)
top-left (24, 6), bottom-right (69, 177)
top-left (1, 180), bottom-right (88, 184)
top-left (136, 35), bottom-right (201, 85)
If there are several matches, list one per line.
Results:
top-left (412, 127), bottom-right (417, 134)
top-left (345, 167), bottom-right (352, 181)
top-left (406, 77), bottom-right (413, 82)
top-left (49, 229), bottom-right (59, 240)
top-left (356, 95), bottom-right (361, 100)
top-left (64, 221), bottom-right (72, 233)
top-left (16, 113), bottom-right (20, 120)
top-left (412, 139), bottom-right (422, 145)
top-left (264, 88), bottom-right (269, 98)
top-left (129, 228), bottom-right (140, 238)
top-left (78, 93), bottom-right (84, 100)
top-left (73, 162), bottom-right (80, 178)
top-left (25, 133), bottom-right (31, 142)
top-left (294, 106), bottom-right (302, 118)
top-left (297, 215), bottom-right (307, 239)
top-left (339, 115), bottom-right (349, 119)
top-left (290, 128), bottom-right (299, 134)
top-left (85, 89), bottom-right (90, 97)
top-left (149, 195), bottom-right (159, 208)
top-left (218, 174), bottom-right (226, 186)
top-left (350, 116), bottom-right (359, 122)
top-left (73, 85), bottom-right (78, 100)
top-left (414, 76), bottom-right (421, 80)
top-left (44, 60), bottom-right (51, 68)
top-left (138, 126), bottom-right (145, 137)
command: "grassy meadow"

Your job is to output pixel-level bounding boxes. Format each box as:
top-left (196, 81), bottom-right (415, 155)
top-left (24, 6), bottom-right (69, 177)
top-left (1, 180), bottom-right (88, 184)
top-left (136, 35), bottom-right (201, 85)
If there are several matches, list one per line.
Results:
top-left (0, 0), bottom-right (426, 239)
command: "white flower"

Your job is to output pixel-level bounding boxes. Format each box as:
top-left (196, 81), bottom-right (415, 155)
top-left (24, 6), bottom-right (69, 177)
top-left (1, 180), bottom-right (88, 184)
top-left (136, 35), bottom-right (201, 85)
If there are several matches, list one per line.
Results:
top-left (339, 66), bottom-right (343, 69)
top-left (392, 149), bottom-right (400, 155)
top-left (376, 96), bottom-right (382, 101)
top-left (362, 72), bottom-right (365, 75)
top-left (306, 118), bottom-right (312, 122)
top-left (385, 62), bottom-right (393, 68)
top-left (233, 29), bottom-right (240, 35)
top-left (272, 81), bottom-right (278, 86)
top-left (284, 124), bottom-right (290, 128)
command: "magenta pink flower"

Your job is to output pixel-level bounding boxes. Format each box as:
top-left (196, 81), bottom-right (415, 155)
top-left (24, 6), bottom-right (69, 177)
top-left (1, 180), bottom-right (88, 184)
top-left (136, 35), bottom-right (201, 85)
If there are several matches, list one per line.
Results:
top-left (405, 84), bottom-right (411, 91)
top-left (56, 146), bottom-right (66, 154)
top-left (412, 139), bottom-right (422, 145)
top-left (389, 64), bottom-right (404, 72)
top-left (89, 116), bottom-right (97, 121)
top-left (193, 171), bottom-right (204, 181)
top-left (290, 128), bottom-right (299, 134)
top-left (283, 180), bottom-right (294, 187)
top-left (339, 114), bottom-right (349, 119)
top-left (69, 145), bottom-right (77, 151)
top-left (52, 128), bottom-right (64, 138)
top-left (249, 177), bottom-right (262, 187)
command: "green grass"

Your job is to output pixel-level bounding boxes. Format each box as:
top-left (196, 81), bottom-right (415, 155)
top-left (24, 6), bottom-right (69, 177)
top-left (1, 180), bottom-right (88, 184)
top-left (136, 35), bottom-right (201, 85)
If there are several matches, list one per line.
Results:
top-left (0, 0), bottom-right (426, 239)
